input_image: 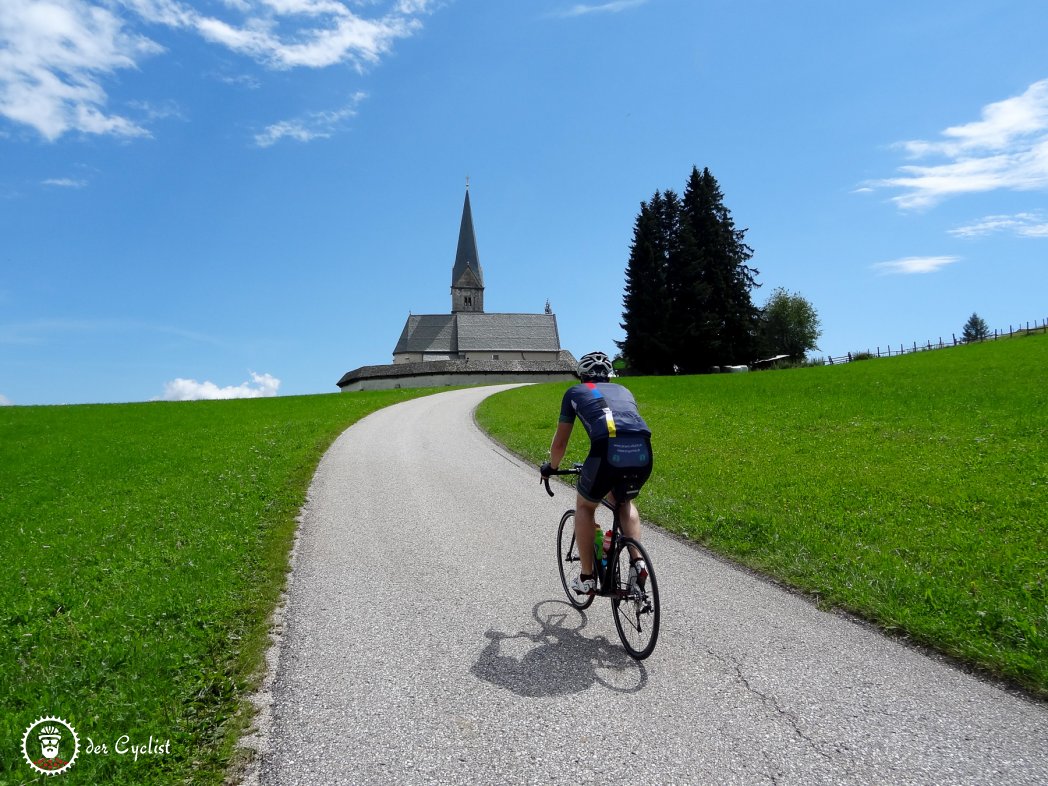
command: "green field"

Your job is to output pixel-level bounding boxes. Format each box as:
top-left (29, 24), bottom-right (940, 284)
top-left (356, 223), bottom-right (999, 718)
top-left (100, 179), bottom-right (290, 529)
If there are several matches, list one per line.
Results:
top-left (2, 336), bottom-right (1045, 784)
top-left (476, 334), bottom-right (1048, 695)
top-left (0, 389), bottom-right (430, 785)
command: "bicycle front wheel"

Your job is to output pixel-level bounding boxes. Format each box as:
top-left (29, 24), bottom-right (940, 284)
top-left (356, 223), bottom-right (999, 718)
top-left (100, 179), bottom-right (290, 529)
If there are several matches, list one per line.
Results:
top-left (611, 537), bottom-right (660, 659)
top-left (557, 510), bottom-right (595, 610)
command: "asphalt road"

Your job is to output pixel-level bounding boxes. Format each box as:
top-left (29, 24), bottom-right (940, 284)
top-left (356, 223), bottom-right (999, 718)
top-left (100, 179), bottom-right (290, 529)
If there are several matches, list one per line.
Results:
top-left (255, 385), bottom-right (1048, 786)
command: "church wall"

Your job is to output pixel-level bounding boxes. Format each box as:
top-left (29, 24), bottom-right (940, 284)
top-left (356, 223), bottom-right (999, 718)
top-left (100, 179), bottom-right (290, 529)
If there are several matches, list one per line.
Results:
top-left (394, 353), bottom-right (454, 364)
top-left (340, 371), bottom-right (575, 393)
top-left (460, 350), bottom-right (561, 362)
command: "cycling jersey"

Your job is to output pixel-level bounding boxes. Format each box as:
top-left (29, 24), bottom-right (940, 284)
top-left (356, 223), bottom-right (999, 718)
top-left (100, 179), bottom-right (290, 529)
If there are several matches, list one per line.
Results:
top-left (559, 382), bottom-right (653, 502)
top-left (558, 382), bottom-right (651, 440)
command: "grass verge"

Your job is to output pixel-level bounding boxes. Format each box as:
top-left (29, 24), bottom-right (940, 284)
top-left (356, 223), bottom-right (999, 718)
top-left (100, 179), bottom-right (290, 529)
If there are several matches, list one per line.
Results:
top-left (476, 334), bottom-right (1048, 695)
top-left (1, 389), bottom-right (431, 784)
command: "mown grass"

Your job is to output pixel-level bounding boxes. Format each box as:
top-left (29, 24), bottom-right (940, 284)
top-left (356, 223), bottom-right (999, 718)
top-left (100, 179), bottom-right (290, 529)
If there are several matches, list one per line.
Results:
top-left (0, 389), bottom-right (431, 785)
top-left (476, 334), bottom-right (1048, 695)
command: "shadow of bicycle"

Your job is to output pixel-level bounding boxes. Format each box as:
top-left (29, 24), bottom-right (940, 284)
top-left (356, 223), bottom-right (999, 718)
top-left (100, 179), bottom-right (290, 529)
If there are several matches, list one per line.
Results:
top-left (471, 600), bottom-right (648, 697)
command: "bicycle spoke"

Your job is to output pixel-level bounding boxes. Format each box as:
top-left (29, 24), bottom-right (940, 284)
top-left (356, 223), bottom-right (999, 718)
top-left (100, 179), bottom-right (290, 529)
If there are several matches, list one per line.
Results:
top-left (557, 510), bottom-right (594, 610)
top-left (610, 537), bottom-right (660, 659)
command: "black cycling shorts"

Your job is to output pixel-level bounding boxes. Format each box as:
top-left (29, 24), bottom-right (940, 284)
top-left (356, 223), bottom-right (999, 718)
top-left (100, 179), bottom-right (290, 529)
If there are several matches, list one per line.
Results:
top-left (578, 435), bottom-right (653, 503)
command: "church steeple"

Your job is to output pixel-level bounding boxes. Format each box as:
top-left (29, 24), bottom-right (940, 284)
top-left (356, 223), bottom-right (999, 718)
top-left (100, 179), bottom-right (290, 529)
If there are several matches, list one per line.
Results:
top-left (451, 183), bottom-right (484, 313)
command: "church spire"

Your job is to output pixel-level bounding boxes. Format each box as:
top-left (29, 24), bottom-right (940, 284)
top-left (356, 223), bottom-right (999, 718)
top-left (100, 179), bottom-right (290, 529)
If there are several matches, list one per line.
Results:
top-left (451, 183), bottom-right (484, 313)
top-left (452, 186), bottom-right (483, 287)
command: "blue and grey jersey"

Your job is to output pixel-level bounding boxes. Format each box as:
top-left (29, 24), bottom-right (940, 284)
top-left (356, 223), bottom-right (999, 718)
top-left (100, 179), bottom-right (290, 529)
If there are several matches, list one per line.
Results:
top-left (558, 382), bottom-right (651, 441)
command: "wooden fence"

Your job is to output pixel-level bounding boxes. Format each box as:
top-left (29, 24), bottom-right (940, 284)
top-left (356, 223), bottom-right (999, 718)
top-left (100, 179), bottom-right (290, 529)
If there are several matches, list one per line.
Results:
top-left (821, 318), bottom-right (1048, 365)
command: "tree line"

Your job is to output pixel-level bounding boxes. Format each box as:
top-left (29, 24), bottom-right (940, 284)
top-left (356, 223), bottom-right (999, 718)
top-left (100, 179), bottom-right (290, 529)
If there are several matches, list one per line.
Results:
top-left (617, 166), bottom-right (820, 375)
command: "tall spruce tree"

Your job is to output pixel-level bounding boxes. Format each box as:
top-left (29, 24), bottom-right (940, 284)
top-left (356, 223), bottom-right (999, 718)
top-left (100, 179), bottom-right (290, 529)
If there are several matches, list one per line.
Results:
top-left (677, 166), bottom-right (761, 371)
top-left (617, 192), bottom-right (677, 374)
top-left (619, 166), bottom-right (760, 374)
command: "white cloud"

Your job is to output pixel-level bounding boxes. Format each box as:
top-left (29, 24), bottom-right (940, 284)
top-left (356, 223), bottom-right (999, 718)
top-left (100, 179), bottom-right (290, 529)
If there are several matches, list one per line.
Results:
top-left (0, 393), bottom-right (13, 406)
top-left (0, 0), bottom-right (434, 140)
top-left (872, 256), bottom-right (960, 275)
top-left (554, 0), bottom-right (648, 17)
top-left (949, 212), bottom-right (1048, 239)
top-left (42, 176), bottom-right (87, 187)
top-left (873, 79), bottom-right (1048, 209)
top-left (255, 91), bottom-right (365, 146)
top-left (0, 0), bottom-right (160, 140)
top-left (157, 371), bottom-right (281, 401)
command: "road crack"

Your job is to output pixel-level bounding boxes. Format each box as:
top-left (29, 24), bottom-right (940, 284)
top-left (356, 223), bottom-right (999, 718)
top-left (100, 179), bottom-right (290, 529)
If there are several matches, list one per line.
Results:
top-left (708, 648), bottom-right (835, 774)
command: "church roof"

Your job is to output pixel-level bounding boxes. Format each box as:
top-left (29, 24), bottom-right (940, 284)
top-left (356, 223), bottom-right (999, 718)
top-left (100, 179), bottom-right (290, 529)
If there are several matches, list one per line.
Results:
top-left (457, 313), bottom-right (560, 352)
top-left (451, 189), bottom-right (483, 287)
top-left (394, 314), bottom-right (456, 355)
top-left (392, 312), bottom-right (562, 355)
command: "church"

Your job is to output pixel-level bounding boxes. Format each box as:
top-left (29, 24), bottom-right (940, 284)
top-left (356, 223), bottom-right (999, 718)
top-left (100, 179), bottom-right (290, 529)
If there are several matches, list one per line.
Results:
top-left (337, 187), bottom-right (577, 392)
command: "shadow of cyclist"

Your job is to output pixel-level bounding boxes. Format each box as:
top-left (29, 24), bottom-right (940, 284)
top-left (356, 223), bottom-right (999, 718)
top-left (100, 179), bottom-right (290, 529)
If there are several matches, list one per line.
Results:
top-left (471, 600), bottom-right (647, 697)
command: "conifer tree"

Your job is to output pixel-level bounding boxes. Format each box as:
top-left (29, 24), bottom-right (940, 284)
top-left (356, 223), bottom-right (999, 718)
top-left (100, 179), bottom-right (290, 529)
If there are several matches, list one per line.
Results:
top-left (619, 167), bottom-right (761, 374)
top-left (617, 192), bottom-right (675, 374)
top-left (676, 166), bottom-right (760, 371)
top-left (961, 312), bottom-right (990, 343)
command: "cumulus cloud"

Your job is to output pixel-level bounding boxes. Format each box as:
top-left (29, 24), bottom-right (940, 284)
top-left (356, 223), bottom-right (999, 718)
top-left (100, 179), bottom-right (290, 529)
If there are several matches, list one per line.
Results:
top-left (872, 79), bottom-right (1048, 209)
top-left (949, 212), bottom-right (1048, 239)
top-left (0, 0), bottom-right (435, 140)
top-left (871, 256), bottom-right (960, 275)
top-left (254, 91), bottom-right (365, 147)
top-left (157, 371), bottom-right (280, 401)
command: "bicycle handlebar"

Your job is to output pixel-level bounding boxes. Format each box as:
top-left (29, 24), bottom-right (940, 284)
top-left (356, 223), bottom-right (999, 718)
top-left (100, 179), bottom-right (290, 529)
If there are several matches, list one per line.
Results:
top-left (541, 464), bottom-right (582, 497)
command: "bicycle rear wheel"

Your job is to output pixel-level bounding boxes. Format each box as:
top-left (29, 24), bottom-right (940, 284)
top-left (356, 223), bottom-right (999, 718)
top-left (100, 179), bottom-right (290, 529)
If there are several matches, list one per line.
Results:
top-left (557, 510), bottom-right (595, 610)
top-left (610, 537), bottom-right (659, 659)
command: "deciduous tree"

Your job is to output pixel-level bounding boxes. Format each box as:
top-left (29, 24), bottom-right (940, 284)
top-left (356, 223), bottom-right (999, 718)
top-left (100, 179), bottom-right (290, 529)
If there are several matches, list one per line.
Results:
top-left (759, 288), bottom-right (821, 361)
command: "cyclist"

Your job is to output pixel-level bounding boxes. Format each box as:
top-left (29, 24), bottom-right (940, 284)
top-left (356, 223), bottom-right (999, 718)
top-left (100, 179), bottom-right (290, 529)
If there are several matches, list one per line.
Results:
top-left (540, 351), bottom-right (653, 594)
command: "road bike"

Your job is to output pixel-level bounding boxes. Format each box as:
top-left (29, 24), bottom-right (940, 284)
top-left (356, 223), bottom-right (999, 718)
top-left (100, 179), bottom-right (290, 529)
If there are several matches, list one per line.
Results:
top-left (542, 465), bottom-right (660, 660)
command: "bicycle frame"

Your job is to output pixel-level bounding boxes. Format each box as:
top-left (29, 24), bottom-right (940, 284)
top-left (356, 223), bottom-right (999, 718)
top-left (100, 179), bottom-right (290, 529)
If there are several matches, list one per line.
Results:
top-left (544, 466), bottom-right (632, 598)
top-left (544, 462), bottom-right (660, 659)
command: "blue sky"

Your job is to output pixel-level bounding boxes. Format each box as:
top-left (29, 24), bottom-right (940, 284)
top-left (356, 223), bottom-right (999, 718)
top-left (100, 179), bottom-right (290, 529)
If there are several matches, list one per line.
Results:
top-left (2, 0), bottom-right (1047, 405)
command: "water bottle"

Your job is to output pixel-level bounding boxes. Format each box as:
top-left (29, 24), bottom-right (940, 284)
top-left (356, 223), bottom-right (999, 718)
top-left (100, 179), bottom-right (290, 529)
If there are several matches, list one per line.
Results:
top-left (593, 528), bottom-right (603, 563)
top-left (602, 529), bottom-right (612, 568)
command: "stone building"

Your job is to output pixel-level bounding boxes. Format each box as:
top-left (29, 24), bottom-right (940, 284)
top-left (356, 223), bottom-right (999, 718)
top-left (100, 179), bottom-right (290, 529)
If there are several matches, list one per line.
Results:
top-left (337, 187), bottom-right (577, 392)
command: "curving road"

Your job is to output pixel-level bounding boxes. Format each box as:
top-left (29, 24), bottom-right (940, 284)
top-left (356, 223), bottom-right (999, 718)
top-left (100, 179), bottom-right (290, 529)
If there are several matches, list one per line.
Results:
top-left (256, 385), bottom-right (1048, 786)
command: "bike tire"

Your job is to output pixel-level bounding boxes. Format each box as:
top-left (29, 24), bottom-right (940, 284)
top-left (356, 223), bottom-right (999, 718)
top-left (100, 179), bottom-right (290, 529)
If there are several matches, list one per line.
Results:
top-left (610, 536), bottom-right (660, 659)
top-left (557, 509), bottom-right (595, 610)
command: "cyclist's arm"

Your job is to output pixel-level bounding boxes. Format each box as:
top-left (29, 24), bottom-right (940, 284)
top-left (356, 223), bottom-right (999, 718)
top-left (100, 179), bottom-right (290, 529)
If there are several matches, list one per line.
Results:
top-left (549, 421), bottom-right (573, 470)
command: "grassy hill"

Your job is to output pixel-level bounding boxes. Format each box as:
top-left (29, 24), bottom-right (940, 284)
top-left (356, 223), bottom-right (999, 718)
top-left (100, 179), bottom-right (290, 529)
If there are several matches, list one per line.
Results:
top-left (2, 337), bottom-right (1044, 784)
top-left (476, 333), bottom-right (1048, 697)
top-left (0, 389), bottom-right (431, 785)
